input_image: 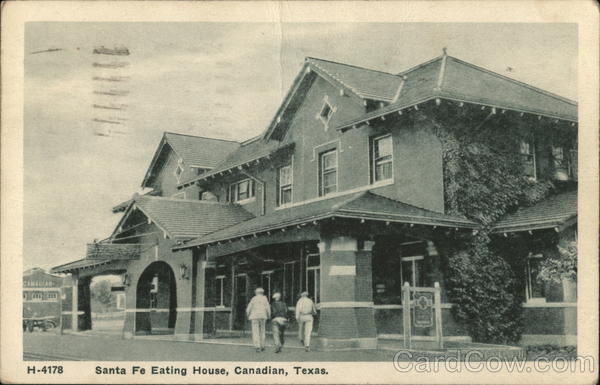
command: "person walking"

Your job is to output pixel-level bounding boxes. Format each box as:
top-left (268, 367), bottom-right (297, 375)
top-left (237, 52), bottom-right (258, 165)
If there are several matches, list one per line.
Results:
top-left (295, 291), bottom-right (317, 352)
top-left (246, 287), bottom-right (270, 352)
top-left (270, 292), bottom-right (288, 353)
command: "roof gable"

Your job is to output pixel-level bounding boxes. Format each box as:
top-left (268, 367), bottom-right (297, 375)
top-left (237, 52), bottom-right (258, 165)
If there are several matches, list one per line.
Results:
top-left (141, 132), bottom-right (239, 188)
top-left (114, 195), bottom-right (255, 239)
top-left (263, 58), bottom-right (404, 142)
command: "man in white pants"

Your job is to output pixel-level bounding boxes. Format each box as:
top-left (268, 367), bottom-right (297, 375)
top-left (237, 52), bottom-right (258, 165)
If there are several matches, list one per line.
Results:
top-left (295, 291), bottom-right (317, 352)
top-left (246, 287), bottom-right (270, 352)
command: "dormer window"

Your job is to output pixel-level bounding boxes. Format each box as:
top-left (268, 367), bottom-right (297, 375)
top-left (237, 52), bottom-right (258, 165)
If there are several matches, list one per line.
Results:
top-left (318, 97), bottom-right (335, 129)
top-left (519, 139), bottom-right (536, 180)
top-left (228, 179), bottom-right (255, 204)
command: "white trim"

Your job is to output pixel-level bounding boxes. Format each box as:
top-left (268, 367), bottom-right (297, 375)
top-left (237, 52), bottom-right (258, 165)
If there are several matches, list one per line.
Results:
top-left (235, 197), bottom-right (256, 205)
top-left (171, 191), bottom-right (186, 199)
top-left (373, 303), bottom-right (453, 310)
top-left (319, 301), bottom-right (373, 308)
top-left (311, 139), bottom-right (342, 161)
top-left (317, 95), bottom-right (337, 130)
top-left (274, 179), bottom-right (394, 211)
top-left (125, 308), bottom-right (172, 313)
top-left (378, 334), bottom-right (471, 343)
top-left (522, 302), bottom-right (577, 308)
top-left (22, 287), bottom-right (60, 292)
top-left (176, 307), bottom-right (232, 312)
top-left (61, 311), bottom-right (85, 315)
top-left (400, 255), bottom-right (425, 262)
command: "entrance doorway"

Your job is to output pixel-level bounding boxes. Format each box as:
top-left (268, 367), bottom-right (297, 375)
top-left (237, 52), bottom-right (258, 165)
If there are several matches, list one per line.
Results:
top-left (135, 262), bottom-right (177, 335)
top-left (233, 274), bottom-right (248, 330)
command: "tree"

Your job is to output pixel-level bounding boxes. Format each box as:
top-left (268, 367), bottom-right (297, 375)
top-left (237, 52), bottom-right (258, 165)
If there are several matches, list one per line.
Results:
top-left (91, 279), bottom-right (113, 312)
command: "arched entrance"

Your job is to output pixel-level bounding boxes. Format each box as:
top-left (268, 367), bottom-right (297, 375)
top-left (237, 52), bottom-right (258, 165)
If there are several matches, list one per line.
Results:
top-left (135, 261), bottom-right (177, 335)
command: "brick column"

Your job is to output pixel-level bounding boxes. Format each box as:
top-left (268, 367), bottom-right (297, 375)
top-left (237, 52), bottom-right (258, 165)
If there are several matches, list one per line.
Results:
top-left (122, 275), bottom-right (136, 339)
top-left (317, 235), bottom-right (377, 350)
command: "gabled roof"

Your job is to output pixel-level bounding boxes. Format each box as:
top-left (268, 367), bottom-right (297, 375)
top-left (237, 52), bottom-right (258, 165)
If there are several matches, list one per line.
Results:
top-left (263, 57), bottom-right (404, 141)
top-left (164, 132), bottom-right (240, 168)
top-left (337, 54), bottom-right (578, 130)
top-left (491, 190), bottom-right (577, 233)
top-left (179, 139), bottom-right (294, 188)
top-left (115, 195), bottom-right (254, 240)
top-left (141, 132), bottom-right (239, 188)
top-left (174, 191), bottom-right (477, 250)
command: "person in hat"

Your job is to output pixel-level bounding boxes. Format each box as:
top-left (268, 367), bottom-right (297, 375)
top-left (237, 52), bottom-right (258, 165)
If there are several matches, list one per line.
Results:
top-left (246, 287), bottom-right (270, 352)
top-left (295, 291), bottom-right (317, 352)
top-left (270, 292), bottom-right (288, 353)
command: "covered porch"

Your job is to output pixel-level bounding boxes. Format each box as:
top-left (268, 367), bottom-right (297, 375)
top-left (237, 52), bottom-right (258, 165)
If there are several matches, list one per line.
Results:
top-left (176, 190), bottom-right (478, 349)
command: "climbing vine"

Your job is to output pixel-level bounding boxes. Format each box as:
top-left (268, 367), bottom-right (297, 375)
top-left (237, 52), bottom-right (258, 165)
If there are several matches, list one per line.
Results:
top-left (423, 110), bottom-right (574, 344)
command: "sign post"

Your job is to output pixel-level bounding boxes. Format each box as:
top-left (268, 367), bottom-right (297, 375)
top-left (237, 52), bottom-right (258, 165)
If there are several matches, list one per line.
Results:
top-left (402, 281), bottom-right (444, 350)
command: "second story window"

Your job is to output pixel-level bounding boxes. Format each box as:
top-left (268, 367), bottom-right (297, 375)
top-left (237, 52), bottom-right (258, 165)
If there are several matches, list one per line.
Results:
top-left (519, 139), bottom-right (536, 179)
top-left (371, 134), bottom-right (393, 182)
top-left (228, 179), bottom-right (255, 203)
top-left (319, 149), bottom-right (338, 196)
top-left (278, 165), bottom-right (293, 206)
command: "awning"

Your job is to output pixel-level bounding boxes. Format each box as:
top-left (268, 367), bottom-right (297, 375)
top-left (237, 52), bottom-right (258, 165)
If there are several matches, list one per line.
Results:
top-left (51, 258), bottom-right (118, 274)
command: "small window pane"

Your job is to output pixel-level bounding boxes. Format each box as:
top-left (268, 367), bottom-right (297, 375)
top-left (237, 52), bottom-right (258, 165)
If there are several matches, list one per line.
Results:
top-left (322, 151), bottom-right (337, 169)
top-left (375, 162), bottom-right (393, 181)
top-left (281, 187), bottom-right (292, 205)
top-left (375, 136), bottom-right (392, 158)
top-left (280, 166), bottom-right (292, 186)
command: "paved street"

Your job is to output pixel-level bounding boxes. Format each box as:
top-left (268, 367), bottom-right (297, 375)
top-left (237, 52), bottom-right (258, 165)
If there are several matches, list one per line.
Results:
top-left (24, 332), bottom-right (400, 362)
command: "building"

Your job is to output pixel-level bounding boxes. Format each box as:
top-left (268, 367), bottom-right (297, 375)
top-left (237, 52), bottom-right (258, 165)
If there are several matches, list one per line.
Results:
top-left (52, 51), bottom-right (577, 348)
top-left (23, 268), bottom-right (63, 329)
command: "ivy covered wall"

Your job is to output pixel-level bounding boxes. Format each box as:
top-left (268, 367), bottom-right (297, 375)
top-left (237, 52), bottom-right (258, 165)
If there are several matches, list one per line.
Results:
top-left (418, 105), bottom-right (577, 344)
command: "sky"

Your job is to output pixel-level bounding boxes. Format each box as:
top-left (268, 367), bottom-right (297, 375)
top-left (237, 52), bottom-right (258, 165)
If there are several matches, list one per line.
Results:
top-left (24, 22), bottom-right (577, 271)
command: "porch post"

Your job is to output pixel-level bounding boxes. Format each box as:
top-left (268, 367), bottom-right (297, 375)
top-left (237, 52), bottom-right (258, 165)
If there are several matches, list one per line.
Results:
top-left (317, 234), bottom-right (377, 350)
top-left (71, 272), bottom-right (79, 332)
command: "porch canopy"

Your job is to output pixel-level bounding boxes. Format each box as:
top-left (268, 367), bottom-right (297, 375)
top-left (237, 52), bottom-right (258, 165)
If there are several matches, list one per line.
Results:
top-left (51, 243), bottom-right (142, 274)
top-left (174, 190), bottom-right (478, 253)
top-left (491, 190), bottom-right (577, 234)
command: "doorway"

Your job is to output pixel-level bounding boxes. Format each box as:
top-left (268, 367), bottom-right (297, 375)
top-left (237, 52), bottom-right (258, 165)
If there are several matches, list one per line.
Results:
top-left (232, 274), bottom-right (248, 330)
top-left (135, 261), bottom-right (177, 335)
